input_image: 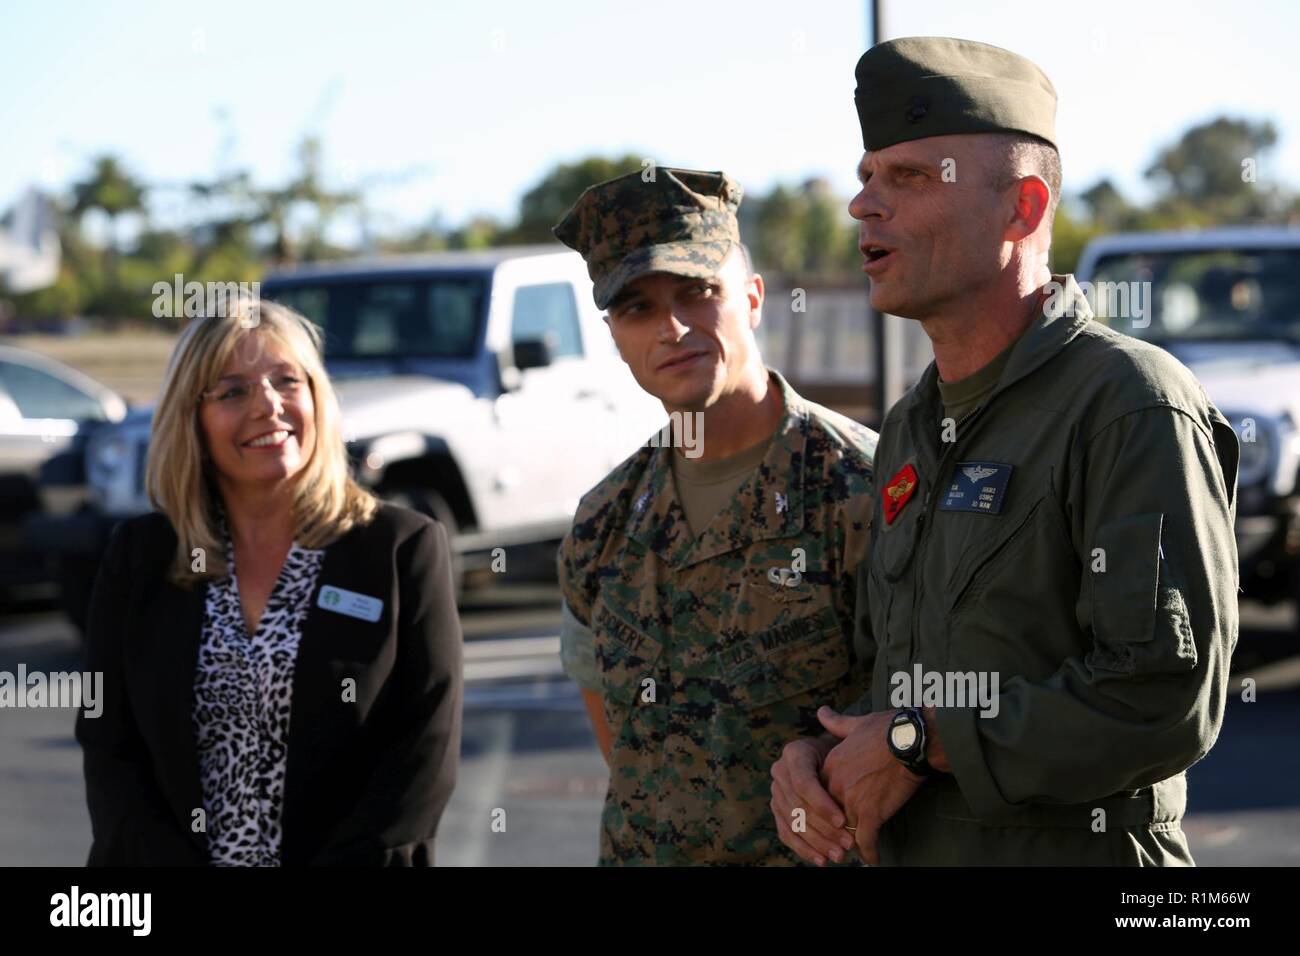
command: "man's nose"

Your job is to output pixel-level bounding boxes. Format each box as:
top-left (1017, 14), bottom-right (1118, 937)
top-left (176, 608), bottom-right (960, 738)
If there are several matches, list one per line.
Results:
top-left (657, 309), bottom-right (690, 342)
top-left (848, 181), bottom-right (886, 222)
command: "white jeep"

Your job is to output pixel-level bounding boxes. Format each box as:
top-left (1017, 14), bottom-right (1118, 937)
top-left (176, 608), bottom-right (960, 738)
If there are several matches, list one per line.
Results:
top-left (1076, 226), bottom-right (1300, 629)
top-left (33, 245), bottom-right (664, 626)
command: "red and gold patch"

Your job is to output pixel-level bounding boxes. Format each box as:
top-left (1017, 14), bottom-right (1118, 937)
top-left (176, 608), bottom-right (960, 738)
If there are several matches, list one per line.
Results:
top-left (882, 463), bottom-right (919, 525)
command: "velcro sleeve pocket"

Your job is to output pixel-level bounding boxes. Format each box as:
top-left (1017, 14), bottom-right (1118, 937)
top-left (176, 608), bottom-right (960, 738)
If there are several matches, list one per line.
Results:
top-left (1089, 512), bottom-right (1197, 675)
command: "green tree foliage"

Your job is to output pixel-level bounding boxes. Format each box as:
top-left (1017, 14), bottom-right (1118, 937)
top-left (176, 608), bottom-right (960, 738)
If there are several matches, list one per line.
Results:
top-left (742, 177), bottom-right (859, 279)
top-left (1048, 115), bottom-right (1295, 273)
top-left (7, 115), bottom-right (1294, 325)
top-left (70, 155), bottom-right (146, 259)
top-left (1078, 179), bottom-right (1130, 232)
top-left (1049, 201), bottom-right (1102, 276)
top-left (508, 154), bottom-right (646, 243)
top-left (1144, 116), bottom-right (1280, 220)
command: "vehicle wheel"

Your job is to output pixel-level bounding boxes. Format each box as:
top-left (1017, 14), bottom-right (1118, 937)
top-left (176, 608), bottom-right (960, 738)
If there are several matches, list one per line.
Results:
top-left (383, 488), bottom-right (465, 600)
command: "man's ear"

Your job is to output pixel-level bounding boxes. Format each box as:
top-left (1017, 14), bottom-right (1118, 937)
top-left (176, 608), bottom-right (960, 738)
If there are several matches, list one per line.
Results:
top-left (747, 271), bottom-right (765, 331)
top-left (1006, 176), bottom-right (1050, 243)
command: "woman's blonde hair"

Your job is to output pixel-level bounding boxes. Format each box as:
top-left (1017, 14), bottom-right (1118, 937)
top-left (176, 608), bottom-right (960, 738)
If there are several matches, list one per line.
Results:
top-left (146, 297), bottom-right (378, 587)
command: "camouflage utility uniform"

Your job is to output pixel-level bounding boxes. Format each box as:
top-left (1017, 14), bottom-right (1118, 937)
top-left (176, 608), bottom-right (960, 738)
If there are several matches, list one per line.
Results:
top-left (559, 370), bottom-right (875, 864)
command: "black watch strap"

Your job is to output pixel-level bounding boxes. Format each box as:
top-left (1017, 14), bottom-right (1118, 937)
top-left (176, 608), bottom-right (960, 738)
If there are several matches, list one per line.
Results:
top-left (888, 707), bottom-right (936, 777)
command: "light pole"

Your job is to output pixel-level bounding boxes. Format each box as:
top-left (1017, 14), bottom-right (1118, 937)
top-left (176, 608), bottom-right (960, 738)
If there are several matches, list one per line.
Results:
top-left (866, 0), bottom-right (904, 426)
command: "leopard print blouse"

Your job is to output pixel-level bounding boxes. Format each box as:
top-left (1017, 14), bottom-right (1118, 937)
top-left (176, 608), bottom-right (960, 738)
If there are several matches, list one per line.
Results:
top-left (192, 535), bottom-right (325, 866)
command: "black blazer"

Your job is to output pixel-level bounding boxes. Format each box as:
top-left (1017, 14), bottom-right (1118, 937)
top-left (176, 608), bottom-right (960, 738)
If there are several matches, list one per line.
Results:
top-left (74, 502), bottom-right (463, 866)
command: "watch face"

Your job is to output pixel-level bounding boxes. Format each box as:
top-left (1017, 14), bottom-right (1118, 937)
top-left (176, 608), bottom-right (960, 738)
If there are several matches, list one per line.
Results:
top-left (891, 722), bottom-right (918, 751)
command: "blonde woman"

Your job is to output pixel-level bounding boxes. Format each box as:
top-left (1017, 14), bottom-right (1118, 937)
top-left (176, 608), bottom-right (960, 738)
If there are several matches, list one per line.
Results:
top-left (75, 299), bottom-right (463, 866)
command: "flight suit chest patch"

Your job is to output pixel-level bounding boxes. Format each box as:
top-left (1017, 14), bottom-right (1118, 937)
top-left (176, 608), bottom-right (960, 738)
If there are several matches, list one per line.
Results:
top-left (882, 463), bottom-right (920, 525)
top-left (938, 461), bottom-right (1013, 515)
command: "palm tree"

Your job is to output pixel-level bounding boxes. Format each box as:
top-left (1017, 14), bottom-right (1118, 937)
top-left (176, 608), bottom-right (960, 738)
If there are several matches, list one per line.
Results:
top-left (70, 154), bottom-right (146, 258)
top-left (70, 155), bottom-right (146, 300)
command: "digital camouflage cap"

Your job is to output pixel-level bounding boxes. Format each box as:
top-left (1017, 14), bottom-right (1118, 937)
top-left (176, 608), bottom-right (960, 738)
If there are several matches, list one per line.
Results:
top-left (854, 36), bottom-right (1057, 151)
top-left (552, 167), bottom-right (742, 310)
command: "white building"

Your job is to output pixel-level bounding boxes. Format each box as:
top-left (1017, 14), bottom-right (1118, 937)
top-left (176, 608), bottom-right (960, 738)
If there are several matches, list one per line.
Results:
top-left (0, 187), bottom-right (61, 294)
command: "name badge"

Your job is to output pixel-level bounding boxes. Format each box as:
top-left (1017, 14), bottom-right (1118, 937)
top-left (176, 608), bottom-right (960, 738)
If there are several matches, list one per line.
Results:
top-left (317, 585), bottom-right (384, 622)
top-left (938, 461), bottom-right (1013, 515)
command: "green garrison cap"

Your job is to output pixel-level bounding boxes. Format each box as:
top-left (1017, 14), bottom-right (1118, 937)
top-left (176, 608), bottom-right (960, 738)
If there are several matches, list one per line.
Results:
top-left (854, 37), bottom-right (1057, 151)
top-left (553, 167), bottom-right (742, 310)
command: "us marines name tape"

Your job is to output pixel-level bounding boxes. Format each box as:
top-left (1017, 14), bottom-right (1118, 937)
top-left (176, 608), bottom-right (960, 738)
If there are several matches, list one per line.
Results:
top-left (720, 607), bottom-right (838, 670)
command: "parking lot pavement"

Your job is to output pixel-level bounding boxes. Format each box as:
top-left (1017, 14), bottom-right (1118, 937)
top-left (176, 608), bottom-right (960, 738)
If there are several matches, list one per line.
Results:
top-left (440, 683), bottom-right (608, 867)
top-left (0, 603), bottom-right (608, 868)
top-left (0, 610), bottom-right (90, 866)
top-left (1, 590), bottom-right (1297, 867)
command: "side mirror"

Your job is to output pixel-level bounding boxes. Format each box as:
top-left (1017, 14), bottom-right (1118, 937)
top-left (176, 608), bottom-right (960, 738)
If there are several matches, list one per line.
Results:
top-left (513, 337), bottom-right (554, 372)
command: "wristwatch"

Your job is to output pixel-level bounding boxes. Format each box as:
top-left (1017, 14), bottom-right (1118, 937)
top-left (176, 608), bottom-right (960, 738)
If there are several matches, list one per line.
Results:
top-left (887, 707), bottom-right (936, 777)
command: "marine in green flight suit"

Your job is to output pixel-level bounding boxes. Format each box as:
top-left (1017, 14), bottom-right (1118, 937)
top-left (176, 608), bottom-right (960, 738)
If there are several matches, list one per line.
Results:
top-left (768, 37), bottom-right (1239, 866)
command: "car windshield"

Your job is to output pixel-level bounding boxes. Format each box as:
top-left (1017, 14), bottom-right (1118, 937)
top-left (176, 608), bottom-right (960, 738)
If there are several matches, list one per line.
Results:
top-left (263, 276), bottom-right (487, 360)
top-left (1087, 247), bottom-right (1300, 344)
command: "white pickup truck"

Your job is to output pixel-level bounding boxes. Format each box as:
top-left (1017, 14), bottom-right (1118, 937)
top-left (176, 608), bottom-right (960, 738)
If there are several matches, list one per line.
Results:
top-left (32, 245), bottom-right (665, 627)
top-left (1076, 226), bottom-right (1300, 630)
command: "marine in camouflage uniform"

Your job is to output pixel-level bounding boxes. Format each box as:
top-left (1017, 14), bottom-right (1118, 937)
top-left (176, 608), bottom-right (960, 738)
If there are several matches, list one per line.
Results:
top-left (552, 168), bottom-right (877, 865)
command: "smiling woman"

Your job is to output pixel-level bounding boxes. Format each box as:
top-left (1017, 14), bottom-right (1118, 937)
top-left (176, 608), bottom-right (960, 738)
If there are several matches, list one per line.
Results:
top-left (145, 303), bottom-right (369, 581)
top-left (74, 298), bottom-right (464, 867)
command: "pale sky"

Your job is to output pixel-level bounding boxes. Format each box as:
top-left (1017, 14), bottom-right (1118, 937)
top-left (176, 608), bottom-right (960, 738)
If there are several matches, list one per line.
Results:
top-left (4, 0), bottom-right (1297, 241)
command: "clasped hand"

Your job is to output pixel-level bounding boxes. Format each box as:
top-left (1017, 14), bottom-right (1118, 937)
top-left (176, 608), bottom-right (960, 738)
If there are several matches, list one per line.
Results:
top-left (768, 707), bottom-right (926, 866)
